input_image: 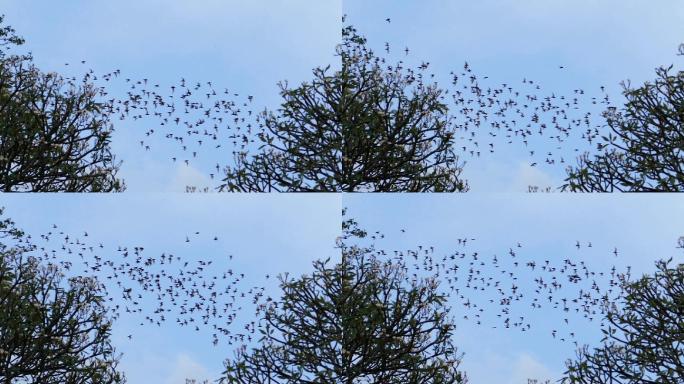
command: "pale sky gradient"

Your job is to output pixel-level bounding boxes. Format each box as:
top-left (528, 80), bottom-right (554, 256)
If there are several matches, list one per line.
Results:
top-left (3, 1), bottom-right (683, 191)
top-left (2, 194), bottom-right (683, 382)
top-left (346, 193), bottom-right (684, 383)
top-left (1, 0), bottom-right (342, 191)
top-left (2, 2), bottom-right (684, 383)
top-left (345, 0), bottom-right (684, 191)
top-left (0, 194), bottom-right (342, 383)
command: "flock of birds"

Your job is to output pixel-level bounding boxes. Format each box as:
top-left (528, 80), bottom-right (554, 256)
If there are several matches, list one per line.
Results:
top-left (43, 15), bottom-right (617, 191)
top-left (3, 214), bottom-right (640, 360)
top-left (67, 66), bottom-right (259, 188)
top-left (0, 15), bottom-right (659, 379)
top-left (364, 227), bottom-right (633, 347)
top-left (16, 223), bottom-right (272, 349)
top-left (354, 34), bottom-right (614, 174)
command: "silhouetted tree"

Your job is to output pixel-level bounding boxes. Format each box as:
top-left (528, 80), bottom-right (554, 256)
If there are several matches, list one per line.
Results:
top-left (0, 208), bottom-right (125, 383)
top-left (220, 21), bottom-right (467, 192)
top-left (562, 258), bottom-right (684, 383)
top-left (562, 63), bottom-right (684, 191)
top-left (0, 16), bottom-right (24, 52)
top-left (221, 216), bottom-right (467, 383)
top-left (0, 16), bottom-right (124, 192)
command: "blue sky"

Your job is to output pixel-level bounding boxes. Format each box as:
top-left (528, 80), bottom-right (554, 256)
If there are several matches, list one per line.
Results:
top-left (1, 1), bottom-right (342, 191)
top-left (346, 194), bottom-right (684, 383)
top-left (1, 194), bottom-right (683, 383)
top-left (0, 194), bottom-right (341, 383)
top-left (1, 1), bottom-right (684, 383)
top-left (3, 1), bottom-right (683, 191)
top-left (345, 0), bottom-right (684, 191)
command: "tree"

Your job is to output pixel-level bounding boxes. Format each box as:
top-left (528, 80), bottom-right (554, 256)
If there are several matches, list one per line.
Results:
top-left (562, 64), bottom-right (684, 191)
top-left (0, 16), bottom-right (24, 52)
top-left (221, 216), bottom-right (467, 383)
top-left (0, 208), bottom-right (125, 383)
top-left (220, 21), bottom-right (467, 192)
top-left (562, 258), bottom-right (684, 383)
top-left (0, 16), bottom-right (124, 192)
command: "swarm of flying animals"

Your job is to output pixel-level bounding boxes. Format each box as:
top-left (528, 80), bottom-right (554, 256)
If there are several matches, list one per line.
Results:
top-left (13, 222), bottom-right (274, 350)
top-left (54, 20), bottom-right (615, 190)
top-left (5, 215), bottom-right (644, 357)
top-left (360, 226), bottom-right (634, 347)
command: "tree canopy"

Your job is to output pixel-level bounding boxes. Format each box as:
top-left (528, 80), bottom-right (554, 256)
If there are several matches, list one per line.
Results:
top-left (221, 216), bottom-right (467, 383)
top-left (220, 22), bottom-right (467, 192)
top-left (562, 258), bottom-right (684, 383)
top-left (0, 16), bottom-right (124, 192)
top-left (563, 64), bottom-right (684, 192)
top-left (0, 208), bottom-right (125, 383)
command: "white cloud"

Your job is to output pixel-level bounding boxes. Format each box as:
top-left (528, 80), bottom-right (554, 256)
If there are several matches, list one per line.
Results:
top-left (169, 164), bottom-right (213, 192)
top-left (462, 350), bottom-right (559, 384)
top-left (165, 353), bottom-right (213, 384)
top-left (509, 353), bottom-right (557, 384)
top-left (462, 159), bottom-right (561, 192)
top-left (510, 162), bottom-right (559, 193)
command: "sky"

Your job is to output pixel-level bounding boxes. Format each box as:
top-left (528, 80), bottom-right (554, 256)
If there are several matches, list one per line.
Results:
top-left (1, 194), bottom-right (683, 383)
top-left (0, 0), bottom-right (342, 191)
top-left (1, 1), bottom-right (684, 383)
top-left (345, 193), bottom-right (684, 383)
top-left (345, 0), bottom-right (684, 191)
top-left (3, 1), bottom-right (684, 191)
top-left (0, 194), bottom-right (342, 383)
